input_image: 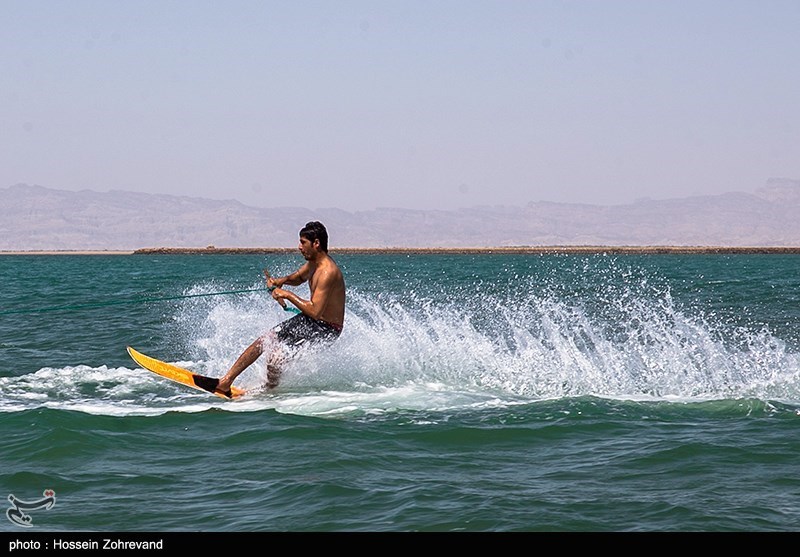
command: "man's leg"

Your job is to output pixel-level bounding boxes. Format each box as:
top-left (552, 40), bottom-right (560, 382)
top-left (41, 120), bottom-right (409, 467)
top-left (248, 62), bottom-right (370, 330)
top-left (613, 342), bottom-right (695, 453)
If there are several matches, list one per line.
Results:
top-left (217, 336), bottom-right (265, 393)
top-left (265, 346), bottom-right (287, 389)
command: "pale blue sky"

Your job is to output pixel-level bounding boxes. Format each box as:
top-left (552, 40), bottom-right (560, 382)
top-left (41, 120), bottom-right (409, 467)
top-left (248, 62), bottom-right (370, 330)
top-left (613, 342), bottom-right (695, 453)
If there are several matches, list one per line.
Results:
top-left (3, 0), bottom-right (799, 210)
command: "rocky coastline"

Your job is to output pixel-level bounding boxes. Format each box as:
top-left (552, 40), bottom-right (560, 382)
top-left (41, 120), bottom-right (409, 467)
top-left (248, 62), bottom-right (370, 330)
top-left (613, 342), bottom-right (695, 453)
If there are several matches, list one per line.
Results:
top-left (134, 246), bottom-right (800, 255)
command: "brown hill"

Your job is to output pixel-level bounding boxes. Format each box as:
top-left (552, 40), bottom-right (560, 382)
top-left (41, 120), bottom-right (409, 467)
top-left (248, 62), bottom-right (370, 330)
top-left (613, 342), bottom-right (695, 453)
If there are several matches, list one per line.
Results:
top-left (2, 178), bottom-right (799, 250)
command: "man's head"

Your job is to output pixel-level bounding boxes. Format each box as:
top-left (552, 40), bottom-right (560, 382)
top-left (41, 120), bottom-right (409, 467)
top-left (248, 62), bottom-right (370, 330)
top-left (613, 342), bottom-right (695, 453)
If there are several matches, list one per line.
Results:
top-left (299, 221), bottom-right (329, 253)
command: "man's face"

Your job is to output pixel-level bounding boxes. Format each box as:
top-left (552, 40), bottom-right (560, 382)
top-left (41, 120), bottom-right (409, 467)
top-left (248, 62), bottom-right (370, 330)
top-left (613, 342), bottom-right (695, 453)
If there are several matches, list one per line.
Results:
top-left (298, 236), bottom-right (317, 260)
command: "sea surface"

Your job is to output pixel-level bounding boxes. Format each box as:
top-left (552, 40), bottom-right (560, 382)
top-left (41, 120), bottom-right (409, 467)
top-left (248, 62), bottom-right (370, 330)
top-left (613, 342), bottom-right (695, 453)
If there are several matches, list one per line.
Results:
top-left (1, 252), bottom-right (800, 533)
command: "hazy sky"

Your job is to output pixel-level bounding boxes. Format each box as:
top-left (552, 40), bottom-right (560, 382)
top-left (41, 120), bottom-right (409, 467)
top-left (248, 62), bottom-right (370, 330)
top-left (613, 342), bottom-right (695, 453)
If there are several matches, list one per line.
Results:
top-left (3, 1), bottom-right (799, 211)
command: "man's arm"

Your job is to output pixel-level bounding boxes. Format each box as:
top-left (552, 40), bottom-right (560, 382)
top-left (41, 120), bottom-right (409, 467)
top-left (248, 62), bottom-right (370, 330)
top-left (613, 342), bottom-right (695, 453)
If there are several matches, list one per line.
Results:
top-left (272, 267), bottom-right (336, 320)
top-left (267, 263), bottom-right (311, 288)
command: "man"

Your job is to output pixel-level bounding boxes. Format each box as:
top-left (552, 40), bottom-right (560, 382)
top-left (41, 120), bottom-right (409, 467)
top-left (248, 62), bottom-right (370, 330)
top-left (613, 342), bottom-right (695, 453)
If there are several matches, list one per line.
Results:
top-left (215, 221), bottom-right (346, 395)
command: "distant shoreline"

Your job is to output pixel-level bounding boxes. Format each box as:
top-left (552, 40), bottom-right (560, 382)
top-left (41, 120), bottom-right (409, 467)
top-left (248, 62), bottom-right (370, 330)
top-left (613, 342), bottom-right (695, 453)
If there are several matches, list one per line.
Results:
top-left (3, 246), bottom-right (800, 255)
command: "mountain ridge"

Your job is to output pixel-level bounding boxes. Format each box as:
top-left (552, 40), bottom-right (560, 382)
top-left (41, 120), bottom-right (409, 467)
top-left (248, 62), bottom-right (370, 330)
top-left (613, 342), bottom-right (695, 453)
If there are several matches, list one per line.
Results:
top-left (2, 179), bottom-right (800, 250)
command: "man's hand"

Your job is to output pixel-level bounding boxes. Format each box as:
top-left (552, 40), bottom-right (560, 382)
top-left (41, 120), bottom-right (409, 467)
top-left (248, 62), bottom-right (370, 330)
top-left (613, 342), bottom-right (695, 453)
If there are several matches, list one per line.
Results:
top-left (264, 269), bottom-right (279, 291)
top-left (267, 274), bottom-right (289, 309)
top-left (264, 270), bottom-right (286, 308)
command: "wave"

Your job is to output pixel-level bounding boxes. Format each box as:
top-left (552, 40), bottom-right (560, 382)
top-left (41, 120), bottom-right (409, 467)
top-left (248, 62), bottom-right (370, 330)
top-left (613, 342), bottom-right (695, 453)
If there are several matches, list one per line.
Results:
top-left (4, 257), bottom-right (800, 417)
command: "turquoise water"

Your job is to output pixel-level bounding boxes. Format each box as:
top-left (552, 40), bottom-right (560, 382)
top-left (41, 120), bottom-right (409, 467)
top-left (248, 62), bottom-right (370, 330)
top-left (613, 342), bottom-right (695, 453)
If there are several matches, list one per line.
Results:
top-left (2, 253), bottom-right (800, 532)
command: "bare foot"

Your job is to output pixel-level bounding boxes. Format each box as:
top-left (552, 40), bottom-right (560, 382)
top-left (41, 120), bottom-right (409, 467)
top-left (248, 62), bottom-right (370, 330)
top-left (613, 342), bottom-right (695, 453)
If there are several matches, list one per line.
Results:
top-left (215, 377), bottom-right (233, 396)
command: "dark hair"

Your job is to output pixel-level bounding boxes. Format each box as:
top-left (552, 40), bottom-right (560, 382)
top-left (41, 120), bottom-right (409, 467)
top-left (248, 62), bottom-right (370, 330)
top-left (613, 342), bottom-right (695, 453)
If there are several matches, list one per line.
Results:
top-left (299, 221), bottom-right (329, 252)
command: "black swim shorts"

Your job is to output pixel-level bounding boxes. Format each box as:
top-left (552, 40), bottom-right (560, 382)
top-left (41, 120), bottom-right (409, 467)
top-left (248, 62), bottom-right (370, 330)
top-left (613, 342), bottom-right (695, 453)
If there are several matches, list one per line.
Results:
top-left (271, 313), bottom-right (343, 349)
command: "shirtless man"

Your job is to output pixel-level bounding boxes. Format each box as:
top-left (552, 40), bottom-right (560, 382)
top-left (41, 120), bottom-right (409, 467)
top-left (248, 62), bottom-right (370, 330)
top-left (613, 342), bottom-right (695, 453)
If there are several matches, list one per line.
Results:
top-left (215, 221), bottom-right (345, 395)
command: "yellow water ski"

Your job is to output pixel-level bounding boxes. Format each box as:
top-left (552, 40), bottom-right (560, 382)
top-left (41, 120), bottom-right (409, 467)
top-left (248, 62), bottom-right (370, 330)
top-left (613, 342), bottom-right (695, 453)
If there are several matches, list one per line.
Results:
top-left (126, 346), bottom-right (245, 400)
